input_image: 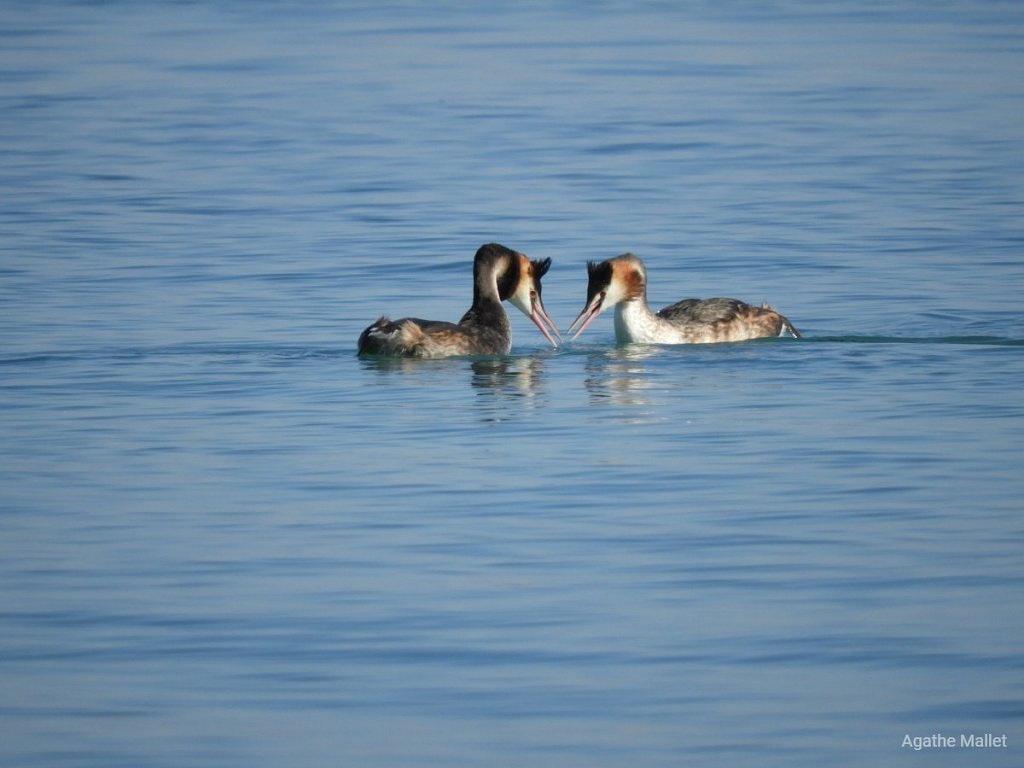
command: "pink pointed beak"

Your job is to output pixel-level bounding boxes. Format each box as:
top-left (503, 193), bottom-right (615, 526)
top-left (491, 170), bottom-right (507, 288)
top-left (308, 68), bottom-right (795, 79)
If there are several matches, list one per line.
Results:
top-left (568, 292), bottom-right (605, 340)
top-left (530, 290), bottom-right (561, 347)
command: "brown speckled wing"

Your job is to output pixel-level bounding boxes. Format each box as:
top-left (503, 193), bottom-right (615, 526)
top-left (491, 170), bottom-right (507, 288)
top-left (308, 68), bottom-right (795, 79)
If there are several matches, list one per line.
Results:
top-left (658, 298), bottom-right (790, 342)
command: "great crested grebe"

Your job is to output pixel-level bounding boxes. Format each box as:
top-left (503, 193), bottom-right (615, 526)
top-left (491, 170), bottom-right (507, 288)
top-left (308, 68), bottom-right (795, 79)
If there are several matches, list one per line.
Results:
top-left (358, 243), bottom-right (561, 358)
top-left (569, 253), bottom-right (800, 344)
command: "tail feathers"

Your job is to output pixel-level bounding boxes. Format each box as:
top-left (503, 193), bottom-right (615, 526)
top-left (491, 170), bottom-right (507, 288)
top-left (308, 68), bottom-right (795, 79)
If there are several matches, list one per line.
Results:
top-left (357, 316), bottom-right (426, 356)
top-left (781, 317), bottom-right (802, 339)
top-left (357, 315), bottom-right (387, 355)
top-left (760, 302), bottom-right (802, 339)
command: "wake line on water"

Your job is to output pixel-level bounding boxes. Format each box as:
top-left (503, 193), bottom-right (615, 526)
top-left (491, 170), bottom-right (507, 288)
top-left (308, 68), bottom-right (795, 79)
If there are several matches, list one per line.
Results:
top-left (0, 343), bottom-right (351, 366)
top-left (552, 333), bottom-right (1024, 355)
top-left (2, 335), bottom-right (1022, 367)
top-left (803, 335), bottom-right (1024, 347)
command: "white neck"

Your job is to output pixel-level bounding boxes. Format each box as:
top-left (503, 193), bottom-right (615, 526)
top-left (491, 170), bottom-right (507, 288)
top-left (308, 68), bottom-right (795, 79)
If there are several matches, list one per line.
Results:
top-left (614, 298), bottom-right (676, 344)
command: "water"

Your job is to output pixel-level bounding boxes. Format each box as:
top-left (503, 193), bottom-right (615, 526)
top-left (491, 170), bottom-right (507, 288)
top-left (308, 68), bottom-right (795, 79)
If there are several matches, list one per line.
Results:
top-left (2, 2), bottom-right (1023, 766)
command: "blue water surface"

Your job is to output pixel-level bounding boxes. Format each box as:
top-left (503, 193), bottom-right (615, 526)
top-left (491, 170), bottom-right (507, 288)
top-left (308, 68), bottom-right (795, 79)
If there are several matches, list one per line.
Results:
top-left (2, 2), bottom-right (1023, 767)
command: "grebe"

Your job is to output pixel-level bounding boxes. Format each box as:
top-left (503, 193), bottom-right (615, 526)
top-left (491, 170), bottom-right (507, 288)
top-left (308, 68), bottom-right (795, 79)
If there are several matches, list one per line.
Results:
top-left (358, 243), bottom-right (561, 358)
top-left (568, 253), bottom-right (800, 344)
